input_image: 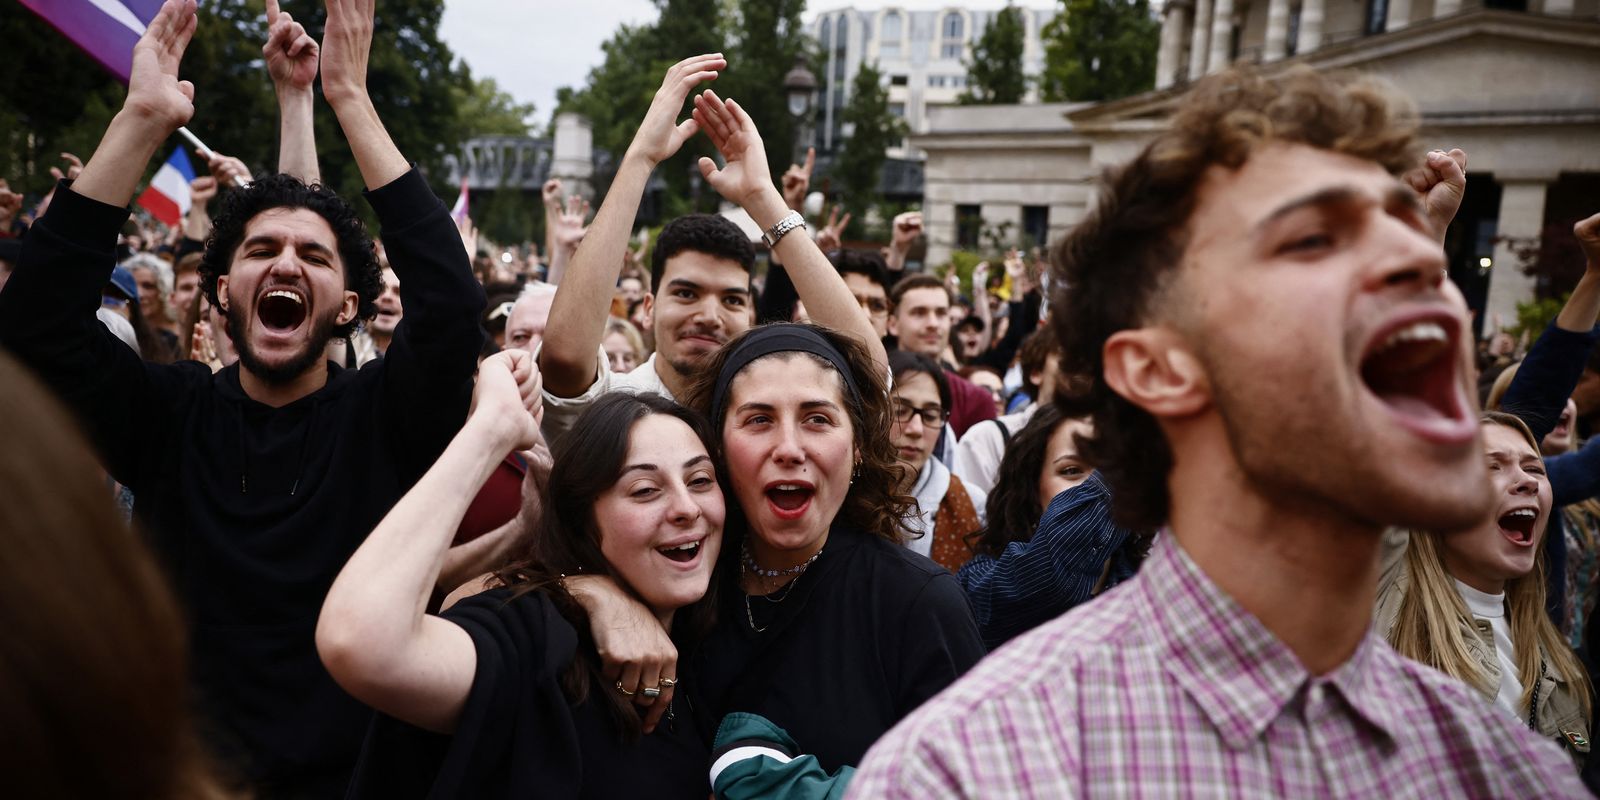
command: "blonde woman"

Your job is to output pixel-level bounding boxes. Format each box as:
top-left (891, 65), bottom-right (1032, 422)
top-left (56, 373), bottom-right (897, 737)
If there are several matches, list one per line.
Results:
top-left (1378, 412), bottom-right (1592, 767)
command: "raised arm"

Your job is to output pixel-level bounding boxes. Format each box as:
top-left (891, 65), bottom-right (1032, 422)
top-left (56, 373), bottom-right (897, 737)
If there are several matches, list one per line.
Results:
top-left (319, 0), bottom-right (408, 190)
top-left (72, 0), bottom-right (197, 207)
top-left (264, 0), bottom-right (320, 182)
top-left (317, 350), bottom-right (543, 733)
top-left (692, 90), bottom-right (887, 371)
top-left (540, 54), bottom-right (725, 397)
top-left (1500, 212), bottom-right (1600, 440)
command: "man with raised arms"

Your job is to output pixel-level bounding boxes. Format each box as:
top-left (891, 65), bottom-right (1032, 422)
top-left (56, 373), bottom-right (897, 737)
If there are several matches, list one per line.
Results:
top-left (537, 55), bottom-right (884, 440)
top-left (0, 1), bottom-right (484, 794)
top-left (848, 67), bottom-right (1585, 797)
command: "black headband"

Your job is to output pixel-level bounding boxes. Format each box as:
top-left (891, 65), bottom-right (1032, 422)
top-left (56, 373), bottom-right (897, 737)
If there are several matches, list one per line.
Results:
top-left (710, 325), bottom-right (863, 425)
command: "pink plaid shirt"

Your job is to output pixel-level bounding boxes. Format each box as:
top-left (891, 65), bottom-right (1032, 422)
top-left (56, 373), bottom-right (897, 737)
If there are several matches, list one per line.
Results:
top-left (848, 535), bottom-right (1587, 798)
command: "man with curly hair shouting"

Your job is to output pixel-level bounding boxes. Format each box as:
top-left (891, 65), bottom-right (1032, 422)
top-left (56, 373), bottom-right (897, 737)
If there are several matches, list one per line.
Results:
top-left (0, 1), bottom-right (483, 795)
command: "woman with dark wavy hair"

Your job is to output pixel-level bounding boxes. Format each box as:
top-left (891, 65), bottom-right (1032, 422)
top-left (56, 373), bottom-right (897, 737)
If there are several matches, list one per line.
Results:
top-left (573, 323), bottom-right (985, 774)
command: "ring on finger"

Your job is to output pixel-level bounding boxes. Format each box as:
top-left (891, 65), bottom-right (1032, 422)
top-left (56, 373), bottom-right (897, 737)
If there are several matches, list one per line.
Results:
top-left (658, 677), bottom-right (677, 688)
top-left (641, 686), bottom-right (662, 699)
top-left (614, 681), bottom-right (635, 697)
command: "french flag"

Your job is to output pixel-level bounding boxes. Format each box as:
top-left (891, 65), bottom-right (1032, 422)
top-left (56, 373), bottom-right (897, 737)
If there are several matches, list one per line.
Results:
top-left (137, 148), bottom-right (196, 227)
top-left (19, 0), bottom-right (163, 83)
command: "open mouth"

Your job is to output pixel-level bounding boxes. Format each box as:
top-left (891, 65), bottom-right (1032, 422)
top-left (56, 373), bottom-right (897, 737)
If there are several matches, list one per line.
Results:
top-left (257, 288), bottom-right (307, 333)
top-left (765, 482), bottom-right (815, 520)
top-left (658, 539), bottom-right (703, 564)
top-left (1497, 507), bottom-right (1538, 545)
top-left (1359, 315), bottom-right (1474, 444)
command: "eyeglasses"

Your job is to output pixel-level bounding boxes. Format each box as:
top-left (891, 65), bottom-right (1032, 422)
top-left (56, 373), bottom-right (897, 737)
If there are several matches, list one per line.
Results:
top-left (892, 402), bottom-right (948, 429)
top-left (855, 295), bottom-right (889, 316)
top-left (486, 301), bottom-right (516, 322)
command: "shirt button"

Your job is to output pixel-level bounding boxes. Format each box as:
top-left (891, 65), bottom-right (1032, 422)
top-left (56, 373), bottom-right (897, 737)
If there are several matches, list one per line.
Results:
top-left (1307, 684), bottom-right (1325, 709)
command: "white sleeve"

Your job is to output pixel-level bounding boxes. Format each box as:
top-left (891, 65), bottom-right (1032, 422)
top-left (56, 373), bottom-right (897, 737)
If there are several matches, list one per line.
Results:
top-left (535, 343), bottom-right (612, 444)
top-left (953, 421), bottom-right (1004, 497)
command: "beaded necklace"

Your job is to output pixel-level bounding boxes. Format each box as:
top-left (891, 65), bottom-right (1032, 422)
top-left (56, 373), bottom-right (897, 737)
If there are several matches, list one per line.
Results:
top-left (741, 540), bottom-right (823, 633)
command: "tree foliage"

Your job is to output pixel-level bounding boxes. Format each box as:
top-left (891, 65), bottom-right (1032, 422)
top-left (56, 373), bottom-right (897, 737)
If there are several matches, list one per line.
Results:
top-left (454, 71), bottom-right (536, 137)
top-left (1039, 0), bottom-right (1159, 103)
top-left (0, 0), bottom-right (476, 210)
top-left (834, 62), bottom-right (906, 214)
top-left (961, 5), bottom-right (1028, 105)
top-left (718, 0), bottom-right (809, 182)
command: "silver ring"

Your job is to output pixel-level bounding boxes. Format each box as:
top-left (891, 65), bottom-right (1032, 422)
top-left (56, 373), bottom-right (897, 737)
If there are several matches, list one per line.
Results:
top-left (641, 686), bottom-right (663, 699)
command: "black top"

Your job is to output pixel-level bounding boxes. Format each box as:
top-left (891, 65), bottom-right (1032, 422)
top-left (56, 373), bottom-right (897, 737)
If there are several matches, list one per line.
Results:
top-left (347, 589), bottom-right (710, 799)
top-left (690, 527), bottom-right (986, 772)
top-left (0, 170), bottom-right (485, 796)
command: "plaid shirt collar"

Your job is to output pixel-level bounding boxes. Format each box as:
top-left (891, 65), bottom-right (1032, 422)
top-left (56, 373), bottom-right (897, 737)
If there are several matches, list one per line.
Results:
top-left (1143, 533), bottom-right (1403, 750)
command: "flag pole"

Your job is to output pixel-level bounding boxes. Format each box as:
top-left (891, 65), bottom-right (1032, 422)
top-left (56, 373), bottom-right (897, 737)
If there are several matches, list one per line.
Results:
top-left (176, 126), bottom-right (249, 188)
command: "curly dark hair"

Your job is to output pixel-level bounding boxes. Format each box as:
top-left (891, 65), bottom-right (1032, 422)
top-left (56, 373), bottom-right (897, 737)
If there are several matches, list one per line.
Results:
top-left (684, 323), bottom-right (915, 554)
top-left (650, 213), bottom-right (755, 291)
top-left (1051, 65), bottom-right (1423, 531)
top-left (199, 173), bottom-right (382, 339)
top-left (494, 391), bottom-right (721, 742)
top-left (967, 404), bottom-right (1068, 558)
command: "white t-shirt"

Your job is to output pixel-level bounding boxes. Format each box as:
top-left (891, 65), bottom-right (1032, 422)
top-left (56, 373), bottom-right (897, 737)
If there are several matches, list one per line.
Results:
top-left (951, 404), bottom-right (1037, 497)
top-left (539, 346), bottom-right (674, 441)
top-left (1455, 578), bottom-right (1524, 717)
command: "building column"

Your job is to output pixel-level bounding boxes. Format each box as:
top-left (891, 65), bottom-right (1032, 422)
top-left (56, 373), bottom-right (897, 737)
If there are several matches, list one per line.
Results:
top-left (1386, 0), bottom-right (1413, 31)
top-left (1484, 179), bottom-right (1551, 334)
top-left (1207, 0), bottom-right (1235, 72)
top-left (1299, 0), bottom-right (1325, 52)
top-left (1264, 0), bottom-right (1291, 60)
top-left (1544, 0), bottom-right (1575, 15)
top-left (1434, 0), bottom-right (1462, 15)
top-left (1156, 1), bottom-right (1189, 88)
top-left (1189, 0), bottom-right (1212, 81)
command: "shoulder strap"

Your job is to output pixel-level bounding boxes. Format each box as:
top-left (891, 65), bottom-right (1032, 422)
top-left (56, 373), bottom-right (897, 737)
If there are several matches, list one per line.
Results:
top-left (990, 417), bottom-right (1011, 446)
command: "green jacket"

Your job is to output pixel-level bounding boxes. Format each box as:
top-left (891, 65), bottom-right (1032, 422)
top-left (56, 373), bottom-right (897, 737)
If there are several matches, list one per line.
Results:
top-left (710, 713), bottom-right (854, 800)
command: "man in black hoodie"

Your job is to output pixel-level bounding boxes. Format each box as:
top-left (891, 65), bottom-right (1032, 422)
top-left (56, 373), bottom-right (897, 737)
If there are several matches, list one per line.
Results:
top-left (0, 1), bottom-right (483, 795)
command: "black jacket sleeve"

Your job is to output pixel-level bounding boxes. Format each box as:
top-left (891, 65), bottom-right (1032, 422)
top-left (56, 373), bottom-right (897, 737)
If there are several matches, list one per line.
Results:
top-left (1501, 322), bottom-right (1600, 442)
top-left (0, 182), bottom-right (202, 488)
top-left (976, 289), bottom-right (1041, 372)
top-left (363, 169), bottom-right (486, 484)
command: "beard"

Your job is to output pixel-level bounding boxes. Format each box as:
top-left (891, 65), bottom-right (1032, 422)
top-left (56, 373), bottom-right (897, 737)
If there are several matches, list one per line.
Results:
top-left (226, 300), bottom-right (339, 386)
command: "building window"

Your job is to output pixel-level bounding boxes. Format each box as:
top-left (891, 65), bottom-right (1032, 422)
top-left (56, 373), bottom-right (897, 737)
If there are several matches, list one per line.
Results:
top-left (890, 73), bottom-right (909, 86)
top-left (943, 12), bottom-right (964, 39)
top-left (941, 42), bottom-right (962, 59)
top-left (1364, 0), bottom-right (1388, 34)
top-left (1023, 206), bottom-right (1050, 248)
top-left (890, 102), bottom-right (907, 117)
top-left (1287, 4), bottom-right (1301, 55)
top-left (883, 10), bottom-right (903, 40)
top-left (956, 204), bottom-right (982, 249)
top-left (820, 18), bottom-right (832, 50)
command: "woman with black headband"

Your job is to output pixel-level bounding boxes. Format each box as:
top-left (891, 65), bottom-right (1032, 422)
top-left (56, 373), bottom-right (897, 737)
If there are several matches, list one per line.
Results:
top-left (573, 323), bottom-right (985, 778)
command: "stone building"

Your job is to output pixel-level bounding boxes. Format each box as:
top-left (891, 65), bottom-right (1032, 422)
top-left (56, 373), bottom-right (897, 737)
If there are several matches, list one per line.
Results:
top-left (807, 5), bottom-right (1057, 159)
top-left (915, 1), bottom-right (1600, 332)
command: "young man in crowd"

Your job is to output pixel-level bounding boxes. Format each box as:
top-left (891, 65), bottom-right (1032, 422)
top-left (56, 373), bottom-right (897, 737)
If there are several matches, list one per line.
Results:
top-left (849, 67), bottom-right (1585, 796)
top-left (834, 249), bottom-right (893, 340)
top-left (538, 54), bottom-right (880, 439)
top-left (888, 273), bottom-right (997, 438)
top-left (0, 2), bottom-right (484, 795)
top-left (366, 266), bottom-right (401, 358)
top-left (953, 328), bottom-right (1060, 496)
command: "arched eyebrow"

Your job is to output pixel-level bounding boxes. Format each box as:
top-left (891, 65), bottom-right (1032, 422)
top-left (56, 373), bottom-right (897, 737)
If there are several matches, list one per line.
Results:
top-left (622, 455), bottom-right (713, 477)
top-left (1252, 183), bottom-right (1424, 238)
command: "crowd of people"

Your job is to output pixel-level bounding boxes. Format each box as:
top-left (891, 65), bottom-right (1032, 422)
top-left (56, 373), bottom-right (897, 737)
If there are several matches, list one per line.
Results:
top-left (4, 0), bottom-right (1600, 797)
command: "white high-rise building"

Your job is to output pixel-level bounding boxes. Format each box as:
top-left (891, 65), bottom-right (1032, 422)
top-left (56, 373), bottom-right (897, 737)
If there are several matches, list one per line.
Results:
top-left (807, 5), bottom-right (1058, 160)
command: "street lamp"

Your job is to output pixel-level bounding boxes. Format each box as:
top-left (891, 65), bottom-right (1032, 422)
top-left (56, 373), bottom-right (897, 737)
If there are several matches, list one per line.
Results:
top-left (783, 56), bottom-right (818, 167)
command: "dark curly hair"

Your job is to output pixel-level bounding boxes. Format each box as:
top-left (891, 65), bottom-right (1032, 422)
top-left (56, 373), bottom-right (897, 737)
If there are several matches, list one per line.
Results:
top-left (650, 213), bottom-right (755, 291)
top-left (1051, 65), bottom-right (1423, 531)
top-left (494, 391), bottom-right (722, 743)
top-left (199, 173), bottom-right (382, 339)
top-left (684, 323), bottom-right (915, 553)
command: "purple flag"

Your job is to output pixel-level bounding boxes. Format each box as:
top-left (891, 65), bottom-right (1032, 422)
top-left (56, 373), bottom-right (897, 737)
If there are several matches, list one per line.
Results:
top-left (19, 0), bottom-right (165, 83)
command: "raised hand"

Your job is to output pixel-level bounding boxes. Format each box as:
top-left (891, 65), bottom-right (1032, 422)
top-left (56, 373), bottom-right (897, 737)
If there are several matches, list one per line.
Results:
top-left (542, 178), bottom-right (563, 212)
top-left (48, 153), bottom-right (85, 183)
top-left (783, 147), bottom-right (816, 212)
top-left (973, 260), bottom-right (991, 293)
top-left (1403, 148), bottom-right (1467, 244)
top-left (553, 195), bottom-right (591, 250)
top-left (320, 0), bottom-right (374, 104)
top-left (124, 0), bottom-right (198, 132)
top-left (470, 349), bottom-right (543, 453)
top-left (0, 180), bottom-right (21, 229)
top-left (457, 215), bottom-right (479, 260)
top-left (627, 54), bottom-right (725, 167)
top-left (265, 0), bottom-right (320, 93)
top-left (891, 211), bottom-right (923, 253)
top-left (1577, 212), bottom-right (1600, 269)
top-left (189, 176), bottom-right (218, 207)
top-left (814, 205), bottom-right (850, 252)
top-left (692, 90), bottom-right (779, 214)
top-left (206, 153), bottom-right (251, 187)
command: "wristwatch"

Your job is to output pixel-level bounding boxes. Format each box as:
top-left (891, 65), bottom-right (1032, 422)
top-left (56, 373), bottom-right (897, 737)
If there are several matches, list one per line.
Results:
top-left (762, 211), bottom-right (807, 249)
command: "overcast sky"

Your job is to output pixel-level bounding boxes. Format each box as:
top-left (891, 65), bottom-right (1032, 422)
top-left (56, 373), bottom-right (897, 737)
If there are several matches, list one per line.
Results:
top-left (438, 1), bottom-right (1043, 128)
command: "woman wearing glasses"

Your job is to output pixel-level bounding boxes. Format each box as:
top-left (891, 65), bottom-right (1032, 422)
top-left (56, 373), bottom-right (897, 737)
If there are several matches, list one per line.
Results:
top-left (889, 351), bottom-right (986, 573)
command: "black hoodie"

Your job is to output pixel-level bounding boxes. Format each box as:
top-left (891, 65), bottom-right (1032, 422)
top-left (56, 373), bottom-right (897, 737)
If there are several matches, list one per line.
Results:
top-left (0, 169), bottom-right (485, 797)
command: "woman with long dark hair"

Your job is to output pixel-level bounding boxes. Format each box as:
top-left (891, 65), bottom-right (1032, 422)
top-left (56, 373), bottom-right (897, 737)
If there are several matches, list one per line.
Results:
top-left (317, 351), bottom-right (725, 797)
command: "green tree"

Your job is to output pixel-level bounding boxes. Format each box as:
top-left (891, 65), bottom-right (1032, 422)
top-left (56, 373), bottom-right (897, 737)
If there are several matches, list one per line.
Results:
top-left (1039, 0), bottom-right (1159, 102)
top-left (718, 0), bottom-right (810, 181)
top-left (454, 71), bottom-right (535, 137)
top-left (834, 63), bottom-right (906, 214)
top-left (961, 5), bottom-right (1028, 105)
